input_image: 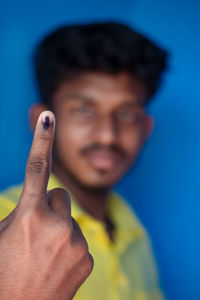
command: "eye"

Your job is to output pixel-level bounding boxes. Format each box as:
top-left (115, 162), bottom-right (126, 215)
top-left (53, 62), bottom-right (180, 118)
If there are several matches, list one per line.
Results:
top-left (73, 105), bottom-right (95, 117)
top-left (117, 109), bottom-right (137, 122)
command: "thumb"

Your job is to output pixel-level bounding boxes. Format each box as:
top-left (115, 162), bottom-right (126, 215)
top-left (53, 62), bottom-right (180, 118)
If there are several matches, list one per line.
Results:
top-left (47, 188), bottom-right (72, 221)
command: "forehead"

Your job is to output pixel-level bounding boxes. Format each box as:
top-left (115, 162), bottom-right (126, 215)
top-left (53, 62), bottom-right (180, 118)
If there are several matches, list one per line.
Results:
top-left (52, 71), bottom-right (147, 108)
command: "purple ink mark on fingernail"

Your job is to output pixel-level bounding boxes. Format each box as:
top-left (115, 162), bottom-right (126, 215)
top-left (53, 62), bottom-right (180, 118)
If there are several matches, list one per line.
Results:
top-left (43, 116), bottom-right (50, 130)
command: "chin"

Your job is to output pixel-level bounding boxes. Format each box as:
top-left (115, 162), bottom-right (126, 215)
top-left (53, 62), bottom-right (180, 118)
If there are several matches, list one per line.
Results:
top-left (79, 172), bottom-right (122, 189)
top-left (64, 161), bottom-right (129, 190)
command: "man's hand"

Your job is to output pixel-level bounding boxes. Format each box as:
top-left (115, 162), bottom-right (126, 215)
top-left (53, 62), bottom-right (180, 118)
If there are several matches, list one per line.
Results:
top-left (0, 111), bottom-right (93, 300)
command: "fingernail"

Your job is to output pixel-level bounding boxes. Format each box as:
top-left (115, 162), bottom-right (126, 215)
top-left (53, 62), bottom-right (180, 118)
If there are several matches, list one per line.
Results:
top-left (43, 116), bottom-right (50, 130)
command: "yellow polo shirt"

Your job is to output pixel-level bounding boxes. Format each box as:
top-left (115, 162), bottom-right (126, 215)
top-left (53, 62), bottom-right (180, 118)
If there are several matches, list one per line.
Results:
top-left (0, 174), bottom-right (165, 300)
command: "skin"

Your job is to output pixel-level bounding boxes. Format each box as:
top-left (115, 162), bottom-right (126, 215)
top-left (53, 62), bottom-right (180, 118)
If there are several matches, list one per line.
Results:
top-left (31, 72), bottom-right (153, 228)
top-left (0, 71), bottom-right (152, 299)
top-left (0, 111), bottom-right (93, 300)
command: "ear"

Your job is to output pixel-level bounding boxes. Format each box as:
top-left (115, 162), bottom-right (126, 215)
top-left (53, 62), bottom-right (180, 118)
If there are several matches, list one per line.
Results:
top-left (142, 115), bottom-right (155, 143)
top-left (29, 103), bottom-right (49, 132)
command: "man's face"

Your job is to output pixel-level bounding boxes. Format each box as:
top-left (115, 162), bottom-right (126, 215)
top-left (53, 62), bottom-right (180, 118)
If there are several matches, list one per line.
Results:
top-left (51, 72), bottom-right (152, 188)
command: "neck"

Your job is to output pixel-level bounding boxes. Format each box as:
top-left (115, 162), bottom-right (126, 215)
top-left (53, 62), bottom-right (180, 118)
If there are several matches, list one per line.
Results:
top-left (52, 162), bottom-right (111, 222)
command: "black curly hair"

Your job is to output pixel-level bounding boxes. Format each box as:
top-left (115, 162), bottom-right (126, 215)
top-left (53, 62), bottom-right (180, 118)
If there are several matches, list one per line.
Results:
top-left (34, 22), bottom-right (168, 105)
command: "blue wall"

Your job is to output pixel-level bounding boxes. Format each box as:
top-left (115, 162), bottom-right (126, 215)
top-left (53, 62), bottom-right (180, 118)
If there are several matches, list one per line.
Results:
top-left (0, 1), bottom-right (199, 299)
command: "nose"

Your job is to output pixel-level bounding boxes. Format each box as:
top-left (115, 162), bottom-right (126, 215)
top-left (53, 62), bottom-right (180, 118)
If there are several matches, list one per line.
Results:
top-left (94, 114), bottom-right (119, 146)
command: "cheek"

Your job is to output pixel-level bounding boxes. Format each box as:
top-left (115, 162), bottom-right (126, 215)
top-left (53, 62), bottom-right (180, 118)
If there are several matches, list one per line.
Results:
top-left (55, 122), bottom-right (91, 159)
top-left (120, 127), bottom-right (144, 157)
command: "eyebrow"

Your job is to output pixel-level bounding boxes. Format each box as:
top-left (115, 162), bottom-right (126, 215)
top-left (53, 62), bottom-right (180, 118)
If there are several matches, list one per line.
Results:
top-left (60, 93), bottom-right (144, 107)
top-left (117, 99), bottom-right (145, 107)
top-left (60, 93), bottom-right (96, 103)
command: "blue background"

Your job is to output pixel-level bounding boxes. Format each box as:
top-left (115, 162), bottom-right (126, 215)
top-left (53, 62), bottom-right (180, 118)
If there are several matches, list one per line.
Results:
top-left (0, 1), bottom-right (200, 299)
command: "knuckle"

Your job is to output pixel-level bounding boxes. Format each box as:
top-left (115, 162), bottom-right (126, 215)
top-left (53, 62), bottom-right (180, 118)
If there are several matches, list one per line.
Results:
top-left (81, 253), bottom-right (94, 278)
top-left (76, 239), bottom-right (90, 260)
top-left (60, 221), bottom-right (73, 238)
top-left (27, 156), bottom-right (49, 174)
top-left (64, 224), bottom-right (73, 241)
top-left (51, 188), bottom-right (70, 200)
top-left (85, 253), bottom-right (94, 274)
top-left (38, 132), bottom-right (52, 141)
top-left (51, 218), bottom-right (73, 241)
top-left (17, 197), bottom-right (46, 227)
top-left (48, 188), bottom-right (71, 221)
top-left (80, 239), bottom-right (89, 256)
top-left (18, 208), bottom-right (37, 229)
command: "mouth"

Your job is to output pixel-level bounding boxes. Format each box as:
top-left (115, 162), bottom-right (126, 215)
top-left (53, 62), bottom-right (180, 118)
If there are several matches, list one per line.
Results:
top-left (84, 150), bottom-right (123, 171)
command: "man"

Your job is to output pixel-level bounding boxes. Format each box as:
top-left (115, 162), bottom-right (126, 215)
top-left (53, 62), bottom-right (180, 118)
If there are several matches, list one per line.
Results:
top-left (0, 22), bottom-right (168, 299)
top-left (0, 111), bottom-right (93, 299)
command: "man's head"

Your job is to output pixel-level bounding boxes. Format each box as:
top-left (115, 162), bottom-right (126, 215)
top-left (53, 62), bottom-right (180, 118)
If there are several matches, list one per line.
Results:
top-left (31, 22), bottom-right (168, 189)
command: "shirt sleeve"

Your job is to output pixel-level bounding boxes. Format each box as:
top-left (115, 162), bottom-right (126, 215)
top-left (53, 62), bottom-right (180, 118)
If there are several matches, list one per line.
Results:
top-left (0, 185), bottom-right (22, 221)
top-left (0, 195), bottom-right (16, 221)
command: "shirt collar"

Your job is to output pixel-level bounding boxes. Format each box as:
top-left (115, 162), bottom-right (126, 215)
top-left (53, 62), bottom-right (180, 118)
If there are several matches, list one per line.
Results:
top-left (47, 173), bottom-right (144, 237)
top-left (47, 173), bottom-right (84, 220)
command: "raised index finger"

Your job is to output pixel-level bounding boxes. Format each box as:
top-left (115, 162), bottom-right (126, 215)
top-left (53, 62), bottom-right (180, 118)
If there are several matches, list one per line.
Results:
top-left (21, 111), bottom-right (55, 206)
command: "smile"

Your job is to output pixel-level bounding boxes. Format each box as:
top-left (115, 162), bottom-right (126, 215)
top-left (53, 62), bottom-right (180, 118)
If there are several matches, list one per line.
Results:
top-left (84, 151), bottom-right (122, 170)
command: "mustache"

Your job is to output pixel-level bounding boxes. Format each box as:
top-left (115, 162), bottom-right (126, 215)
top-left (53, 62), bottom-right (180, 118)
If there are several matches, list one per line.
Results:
top-left (80, 143), bottom-right (127, 158)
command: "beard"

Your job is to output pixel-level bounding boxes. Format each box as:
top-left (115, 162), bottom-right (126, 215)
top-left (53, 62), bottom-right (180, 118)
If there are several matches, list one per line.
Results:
top-left (52, 153), bottom-right (112, 197)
